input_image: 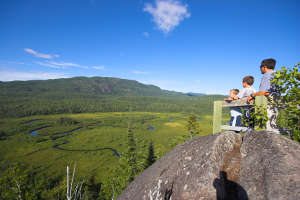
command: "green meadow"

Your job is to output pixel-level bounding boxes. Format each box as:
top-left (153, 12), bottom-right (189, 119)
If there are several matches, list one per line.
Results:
top-left (0, 112), bottom-right (214, 182)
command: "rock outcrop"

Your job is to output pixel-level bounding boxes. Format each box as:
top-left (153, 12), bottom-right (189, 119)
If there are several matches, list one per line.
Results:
top-left (118, 131), bottom-right (300, 200)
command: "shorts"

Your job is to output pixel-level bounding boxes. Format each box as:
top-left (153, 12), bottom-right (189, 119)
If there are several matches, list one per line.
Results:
top-left (230, 115), bottom-right (241, 127)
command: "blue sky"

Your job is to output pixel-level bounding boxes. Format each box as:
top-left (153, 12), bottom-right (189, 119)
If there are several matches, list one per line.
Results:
top-left (0, 0), bottom-right (299, 94)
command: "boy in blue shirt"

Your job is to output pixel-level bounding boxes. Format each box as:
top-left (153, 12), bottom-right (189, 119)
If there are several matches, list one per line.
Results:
top-left (247, 58), bottom-right (280, 134)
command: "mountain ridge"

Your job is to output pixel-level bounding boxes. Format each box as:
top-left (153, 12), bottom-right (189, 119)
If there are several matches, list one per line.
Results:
top-left (0, 76), bottom-right (226, 118)
top-left (0, 76), bottom-right (194, 97)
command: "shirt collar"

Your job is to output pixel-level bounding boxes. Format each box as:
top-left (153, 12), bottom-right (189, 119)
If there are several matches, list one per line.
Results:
top-left (264, 71), bottom-right (274, 76)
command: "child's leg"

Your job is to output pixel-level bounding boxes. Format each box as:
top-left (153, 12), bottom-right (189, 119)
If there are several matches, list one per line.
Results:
top-left (244, 107), bottom-right (255, 128)
top-left (231, 116), bottom-right (237, 126)
top-left (230, 116), bottom-right (234, 126)
top-left (266, 104), bottom-right (280, 134)
top-left (236, 115), bottom-right (242, 127)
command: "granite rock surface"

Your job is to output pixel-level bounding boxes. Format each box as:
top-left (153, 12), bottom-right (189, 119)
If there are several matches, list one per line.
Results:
top-left (118, 131), bottom-right (300, 200)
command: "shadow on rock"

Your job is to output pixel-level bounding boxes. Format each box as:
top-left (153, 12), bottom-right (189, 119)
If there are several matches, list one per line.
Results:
top-left (164, 183), bottom-right (173, 200)
top-left (213, 171), bottom-right (248, 200)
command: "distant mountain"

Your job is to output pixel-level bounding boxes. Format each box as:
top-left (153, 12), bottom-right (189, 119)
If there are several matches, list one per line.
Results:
top-left (0, 76), bottom-right (185, 98)
top-left (0, 76), bottom-right (225, 118)
top-left (186, 92), bottom-right (206, 97)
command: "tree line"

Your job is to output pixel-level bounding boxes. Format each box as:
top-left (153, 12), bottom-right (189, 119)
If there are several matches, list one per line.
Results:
top-left (0, 95), bottom-right (224, 118)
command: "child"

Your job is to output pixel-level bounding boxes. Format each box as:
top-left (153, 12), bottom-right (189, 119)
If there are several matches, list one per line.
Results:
top-left (238, 76), bottom-right (256, 127)
top-left (224, 89), bottom-right (242, 127)
top-left (238, 76), bottom-right (256, 99)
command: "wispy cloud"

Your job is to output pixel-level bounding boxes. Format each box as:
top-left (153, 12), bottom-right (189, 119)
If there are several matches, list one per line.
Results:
top-left (132, 70), bottom-right (150, 75)
top-left (24, 48), bottom-right (60, 59)
top-left (0, 69), bottom-right (67, 81)
top-left (49, 61), bottom-right (88, 69)
top-left (35, 61), bottom-right (61, 69)
top-left (92, 66), bottom-right (105, 70)
top-left (144, 0), bottom-right (190, 34)
top-left (7, 61), bottom-right (26, 65)
top-left (36, 61), bottom-right (88, 69)
top-left (143, 32), bottom-right (150, 38)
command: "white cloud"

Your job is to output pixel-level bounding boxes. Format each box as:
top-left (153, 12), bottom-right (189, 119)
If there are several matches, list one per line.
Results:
top-left (0, 70), bottom-right (67, 81)
top-left (143, 32), bottom-right (150, 38)
top-left (35, 61), bottom-right (61, 69)
top-left (36, 61), bottom-right (88, 69)
top-left (132, 70), bottom-right (150, 75)
top-left (24, 48), bottom-right (60, 59)
top-left (144, 0), bottom-right (190, 34)
top-left (92, 66), bottom-right (105, 70)
top-left (7, 61), bottom-right (25, 65)
top-left (49, 61), bottom-right (88, 69)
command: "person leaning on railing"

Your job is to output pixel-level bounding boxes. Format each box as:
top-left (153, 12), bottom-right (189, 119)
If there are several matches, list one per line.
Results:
top-left (247, 58), bottom-right (281, 134)
top-left (224, 89), bottom-right (241, 127)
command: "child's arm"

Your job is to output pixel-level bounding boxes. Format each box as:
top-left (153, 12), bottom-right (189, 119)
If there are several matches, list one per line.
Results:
top-left (224, 97), bottom-right (236, 101)
top-left (232, 95), bottom-right (239, 100)
top-left (224, 97), bottom-right (233, 101)
top-left (224, 95), bottom-right (238, 101)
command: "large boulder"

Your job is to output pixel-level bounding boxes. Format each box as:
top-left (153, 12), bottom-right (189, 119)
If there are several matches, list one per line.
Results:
top-left (118, 131), bottom-right (300, 200)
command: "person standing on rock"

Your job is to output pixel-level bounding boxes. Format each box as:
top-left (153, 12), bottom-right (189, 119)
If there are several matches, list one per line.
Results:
top-left (247, 58), bottom-right (280, 134)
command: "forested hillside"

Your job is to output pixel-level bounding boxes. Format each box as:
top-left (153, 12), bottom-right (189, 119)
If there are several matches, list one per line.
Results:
top-left (0, 76), bottom-right (182, 97)
top-left (0, 76), bottom-right (225, 117)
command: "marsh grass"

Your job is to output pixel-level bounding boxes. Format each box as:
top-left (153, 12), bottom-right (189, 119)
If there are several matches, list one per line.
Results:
top-left (0, 112), bottom-right (213, 184)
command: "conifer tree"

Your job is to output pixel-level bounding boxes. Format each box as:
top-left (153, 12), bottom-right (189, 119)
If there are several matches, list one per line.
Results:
top-left (144, 140), bottom-right (156, 169)
top-left (83, 175), bottom-right (101, 200)
top-left (187, 114), bottom-right (200, 139)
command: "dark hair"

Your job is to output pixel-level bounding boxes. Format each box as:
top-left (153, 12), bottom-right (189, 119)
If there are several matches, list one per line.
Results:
top-left (231, 89), bottom-right (239, 94)
top-left (243, 76), bottom-right (254, 86)
top-left (260, 58), bottom-right (276, 69)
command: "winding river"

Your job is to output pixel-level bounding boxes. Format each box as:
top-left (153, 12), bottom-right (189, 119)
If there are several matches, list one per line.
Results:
top-left (29, 126), bottom-right (49, 136)
top-left (53, 141), bottom-right (120, 157)
top-left (26, 119), bottom-right (41, 124)
top-left (29, 126), bottom-right (120, 157)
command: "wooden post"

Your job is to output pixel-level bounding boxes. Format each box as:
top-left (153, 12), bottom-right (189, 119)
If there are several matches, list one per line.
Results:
top-left (255, 95), bottom-right (268, 108)
top-left (213, 101), bottom-right (223, 134)
top-left (254, 95), bottom-right (268, 130)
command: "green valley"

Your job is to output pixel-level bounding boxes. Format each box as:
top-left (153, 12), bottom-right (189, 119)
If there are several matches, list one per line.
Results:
top-left (0, 112), bottom-right (214, 199)
top-left (0, 76), bottom-right (225, 199)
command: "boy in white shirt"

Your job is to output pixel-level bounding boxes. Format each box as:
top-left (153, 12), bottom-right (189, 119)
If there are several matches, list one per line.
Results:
top-left (238, 76), bottom-right (256, 99)
top-left (224, 76), bottom-right (256, 127)
top-left (238, 76), bottom-right (256, 128)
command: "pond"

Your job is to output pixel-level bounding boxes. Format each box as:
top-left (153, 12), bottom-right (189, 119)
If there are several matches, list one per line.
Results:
top-left (29, 130), bottom-right (38, 136)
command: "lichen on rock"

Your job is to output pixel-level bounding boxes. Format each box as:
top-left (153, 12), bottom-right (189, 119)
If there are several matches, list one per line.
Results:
top-left (118, 131), bottom-right (300, 200)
